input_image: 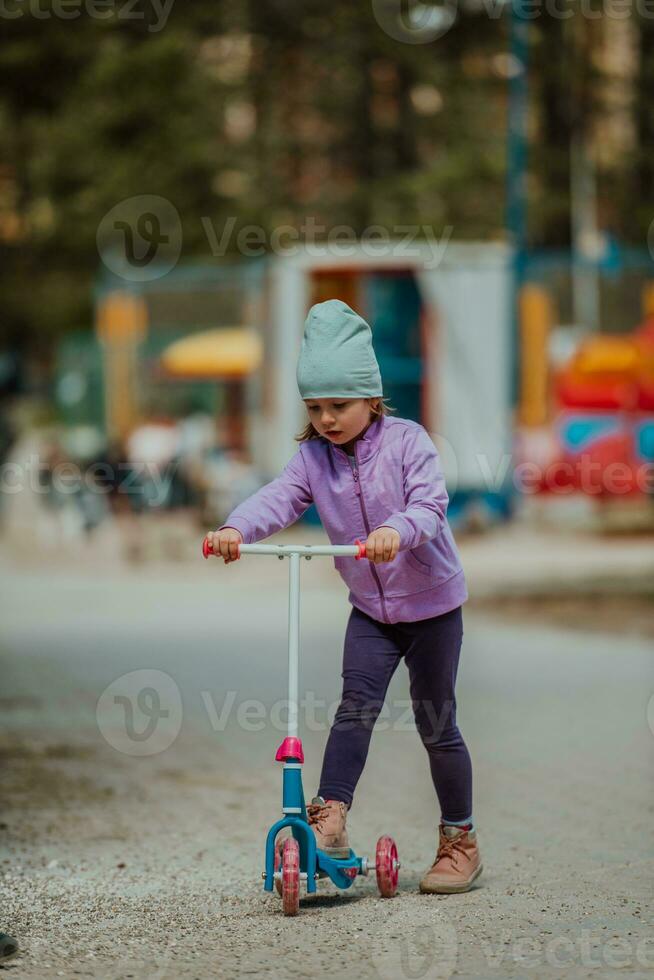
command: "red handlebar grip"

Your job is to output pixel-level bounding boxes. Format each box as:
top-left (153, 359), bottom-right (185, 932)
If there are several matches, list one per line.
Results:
top-left (354, 538), bottom-right (367, 560)
top-left (203, 536), bottom-right (242, 560)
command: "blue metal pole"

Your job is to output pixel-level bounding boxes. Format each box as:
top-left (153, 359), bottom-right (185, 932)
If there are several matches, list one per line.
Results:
top-left (506, 0), bottom-right (530, 408)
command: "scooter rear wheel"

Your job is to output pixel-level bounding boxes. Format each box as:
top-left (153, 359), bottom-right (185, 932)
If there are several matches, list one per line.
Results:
top-left (281, 838), bottom-right (300, 916)
top-left (376, 835), bottom-right (399, 897)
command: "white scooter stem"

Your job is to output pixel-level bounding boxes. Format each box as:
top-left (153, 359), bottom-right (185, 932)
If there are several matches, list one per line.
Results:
top-left (287, 551), bottom-right (300, 740)
top-left (202, 538), bottom-right (367, 743)
top-left (241, 545), bottom-right (363, 741)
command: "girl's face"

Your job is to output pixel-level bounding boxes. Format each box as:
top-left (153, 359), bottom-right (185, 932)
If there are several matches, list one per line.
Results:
top-left (304, 398), bottom-right (377, 446)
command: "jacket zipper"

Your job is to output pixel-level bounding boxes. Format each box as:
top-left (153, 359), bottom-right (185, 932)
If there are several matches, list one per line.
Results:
top-left (352, 443), bottom-right (389, 624)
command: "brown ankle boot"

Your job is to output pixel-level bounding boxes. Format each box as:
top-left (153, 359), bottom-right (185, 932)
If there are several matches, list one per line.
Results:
top-left (275, 796), bottom-right (351, 862)
top-left (306, 796), bottom-right (350, 858)
top-left (419, 823), bottom-right (483, 894)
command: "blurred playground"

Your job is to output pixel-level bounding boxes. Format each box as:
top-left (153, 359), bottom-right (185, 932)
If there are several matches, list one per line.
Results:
top-left (2, 245), bottom-right (654, 565)
top-left (0, 12), bottom-right (653, 559)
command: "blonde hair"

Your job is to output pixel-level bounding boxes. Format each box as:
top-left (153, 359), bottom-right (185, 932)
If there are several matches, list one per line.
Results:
top-left (295, 396), bottom-right (396, 443)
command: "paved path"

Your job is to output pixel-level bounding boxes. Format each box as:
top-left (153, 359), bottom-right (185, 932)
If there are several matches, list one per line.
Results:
top-left (1, 547), bottom-right (652, 978)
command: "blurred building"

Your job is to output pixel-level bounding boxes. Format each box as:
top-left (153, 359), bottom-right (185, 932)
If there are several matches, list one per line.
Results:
top-left (86, 243), bottom-right (514, 525)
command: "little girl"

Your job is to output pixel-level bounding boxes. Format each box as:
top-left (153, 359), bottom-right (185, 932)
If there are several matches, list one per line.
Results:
top-left (207, 299), bottom-right (483, 894)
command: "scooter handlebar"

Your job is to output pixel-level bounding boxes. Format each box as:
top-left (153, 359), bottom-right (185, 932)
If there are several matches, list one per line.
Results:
top-left (202, 537), bottom-right (367, 560)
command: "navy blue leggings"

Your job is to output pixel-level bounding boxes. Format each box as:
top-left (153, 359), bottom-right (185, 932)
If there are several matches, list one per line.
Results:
top-left (318, 604), bottom-right (472, 822)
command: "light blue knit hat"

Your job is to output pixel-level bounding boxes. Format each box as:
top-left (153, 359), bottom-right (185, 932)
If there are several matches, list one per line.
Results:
top-left (296, 299), bottom-right (383, 399)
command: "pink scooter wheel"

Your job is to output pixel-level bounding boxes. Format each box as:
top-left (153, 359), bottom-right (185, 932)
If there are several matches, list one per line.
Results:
top-left (281, 838), bottom-right (300, 916)
top-left (375, 835), bottom-right (399, 897)
top-left (273, 839), bottom-right (283, 897)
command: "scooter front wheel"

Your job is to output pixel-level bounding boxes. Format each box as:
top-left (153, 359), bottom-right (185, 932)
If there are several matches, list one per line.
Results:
top-left (273, 839), bottom-right (283, 896)
top-left (281, 838), bottom-right (300, 915)
top-left (375, 835), bottom-right (399, 898)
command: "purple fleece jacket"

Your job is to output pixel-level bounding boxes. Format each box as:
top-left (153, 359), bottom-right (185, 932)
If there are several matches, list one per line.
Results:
top-left (219, 414), bottom-right (468, 624)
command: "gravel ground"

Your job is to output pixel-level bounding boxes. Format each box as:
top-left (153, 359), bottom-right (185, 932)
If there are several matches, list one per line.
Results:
top-left (1, 541), bottom-right (653, 979)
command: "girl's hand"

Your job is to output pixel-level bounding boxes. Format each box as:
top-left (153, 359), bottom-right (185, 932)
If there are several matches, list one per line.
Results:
top-left (365, 526), bottom-right (400, 564)
top-left (206, 527), bottom-right (243, 564)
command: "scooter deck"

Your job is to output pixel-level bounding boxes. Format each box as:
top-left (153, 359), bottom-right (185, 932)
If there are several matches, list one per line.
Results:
top-left (315, 848), bottom-right (365, 889)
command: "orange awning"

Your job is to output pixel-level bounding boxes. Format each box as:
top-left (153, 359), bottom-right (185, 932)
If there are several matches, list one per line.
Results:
top-left (159, 328), bottom-right (263, 380)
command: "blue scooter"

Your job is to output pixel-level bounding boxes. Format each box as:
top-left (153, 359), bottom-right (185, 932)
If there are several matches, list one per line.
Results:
top-left (203, 537), bottom-right (400, 915)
